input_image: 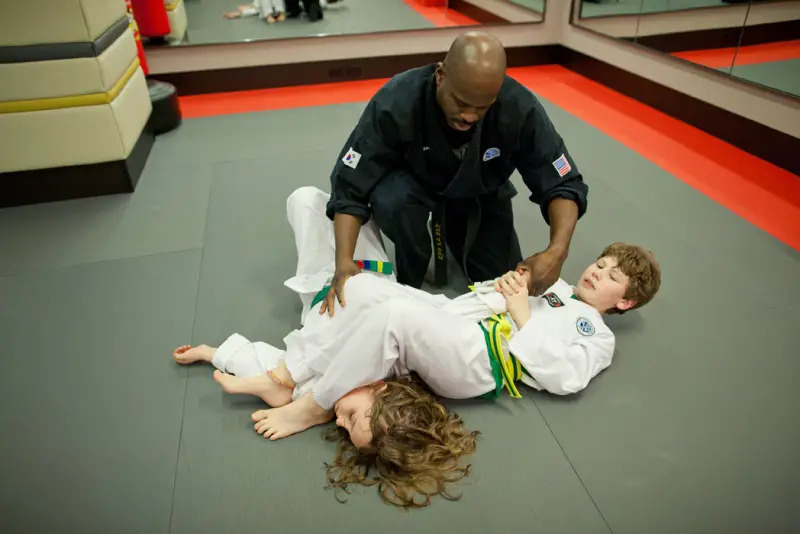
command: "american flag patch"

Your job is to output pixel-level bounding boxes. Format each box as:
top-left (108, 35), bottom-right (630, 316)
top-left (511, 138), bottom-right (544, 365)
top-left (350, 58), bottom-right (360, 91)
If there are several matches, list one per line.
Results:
top-left (553, 154), bottom-right (572, 177)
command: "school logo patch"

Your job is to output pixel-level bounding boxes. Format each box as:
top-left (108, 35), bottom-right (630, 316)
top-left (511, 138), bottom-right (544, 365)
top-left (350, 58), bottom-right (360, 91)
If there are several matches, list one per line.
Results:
top-left (576, 317), bottom-right (596, 336)
top-left (553, 154), bottom-right (572, 177)
top-left (342, 147), bottom-right (361, 169)
top-left (542, 292), bottom-right (564, 308)
top-left (482, 147), bottom-right (501, 162)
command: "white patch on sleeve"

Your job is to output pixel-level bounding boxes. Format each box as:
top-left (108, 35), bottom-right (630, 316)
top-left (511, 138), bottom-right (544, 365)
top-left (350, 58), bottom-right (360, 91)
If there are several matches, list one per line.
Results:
top-left (342, 148), bottom-right (362, 169)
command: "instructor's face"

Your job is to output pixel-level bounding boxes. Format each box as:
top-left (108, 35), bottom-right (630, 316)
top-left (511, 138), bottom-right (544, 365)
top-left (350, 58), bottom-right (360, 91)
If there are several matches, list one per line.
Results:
top-left (435, 63), bottom-right (498, 132)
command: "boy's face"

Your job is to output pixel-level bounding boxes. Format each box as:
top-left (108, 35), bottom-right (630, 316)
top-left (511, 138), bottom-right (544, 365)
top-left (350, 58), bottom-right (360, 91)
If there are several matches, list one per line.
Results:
top-left (574, 256), bottom-right (635, 313)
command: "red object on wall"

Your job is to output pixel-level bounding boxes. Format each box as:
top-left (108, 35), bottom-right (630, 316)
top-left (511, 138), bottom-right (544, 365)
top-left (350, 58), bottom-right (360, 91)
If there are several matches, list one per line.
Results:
top-left (416, 0), bottom-right (447, 6)
top-left (125, 0), bottom-right (149, 75)
top-left (130, 0), bottom-right (170, 38)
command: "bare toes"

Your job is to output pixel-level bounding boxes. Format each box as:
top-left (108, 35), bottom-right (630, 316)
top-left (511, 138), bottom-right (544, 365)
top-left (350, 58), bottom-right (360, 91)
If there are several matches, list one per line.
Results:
top-left (251, 409), bottom-right (270, 422)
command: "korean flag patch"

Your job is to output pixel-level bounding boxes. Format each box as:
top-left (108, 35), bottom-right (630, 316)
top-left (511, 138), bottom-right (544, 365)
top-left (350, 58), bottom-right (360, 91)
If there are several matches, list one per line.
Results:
top-left (576, 317), bottom-right (595, 336)
top-left (553, 154), bottom-right (572, 177)
top-left (482, 147), bottom-right (501, 162)
top-left (342, 148), bottom-right (361, 169)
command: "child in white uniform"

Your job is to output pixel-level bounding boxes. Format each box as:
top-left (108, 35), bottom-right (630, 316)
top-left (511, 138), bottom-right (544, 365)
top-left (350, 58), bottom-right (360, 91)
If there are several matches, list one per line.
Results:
top-left (173, 186), bottom-right (660, 506)
top-left (224, 0), bottom-right (286, 23)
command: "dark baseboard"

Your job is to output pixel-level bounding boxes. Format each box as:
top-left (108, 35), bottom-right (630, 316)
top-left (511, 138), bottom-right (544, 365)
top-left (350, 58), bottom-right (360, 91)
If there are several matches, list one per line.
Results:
top-left (629, 20), bottom-right (800, 53)
top-left (154, 45), bottom-right (562, 95)
top-left (0, 126), bottom-right (155, 208)
top-left (448, 0), bottom-right (511, 24)
top-left (558, 48), bottom-right (799, 176)
top-left (740, 19), bottom-right (800, 47)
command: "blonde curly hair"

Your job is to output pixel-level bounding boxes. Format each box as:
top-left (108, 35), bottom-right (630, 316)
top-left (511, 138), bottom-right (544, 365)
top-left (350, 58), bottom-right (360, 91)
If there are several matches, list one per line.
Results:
top-left (323, 375), bottom-right (479, 509)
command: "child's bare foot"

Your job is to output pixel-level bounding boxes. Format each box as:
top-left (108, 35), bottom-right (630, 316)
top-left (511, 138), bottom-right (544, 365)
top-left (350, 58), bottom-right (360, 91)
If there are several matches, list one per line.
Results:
top-left (276, 12), bottom-right (286, 22)
top-left (251, 393), bottom-right (333, 440)
top-left (213, 370), bottom-right (293, 407)
top-left (173, 344), bottom-right (215, 365)
top-left (223, 11), bottom-right (241, 18)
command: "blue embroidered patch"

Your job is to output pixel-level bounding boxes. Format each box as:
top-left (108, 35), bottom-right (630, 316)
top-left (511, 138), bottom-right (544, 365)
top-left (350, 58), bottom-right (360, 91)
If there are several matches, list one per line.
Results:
top-left (576, 317), bottom-right (596, 336)
top-left (483, 147), bottom-right (501, 161)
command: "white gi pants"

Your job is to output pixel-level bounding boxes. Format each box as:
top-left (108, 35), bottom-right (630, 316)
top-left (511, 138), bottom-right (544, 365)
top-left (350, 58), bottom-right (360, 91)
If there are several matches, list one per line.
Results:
top-left (241, 0), bottom-right (286, 17)
top-left (210, 187), bottom-right (497, 408)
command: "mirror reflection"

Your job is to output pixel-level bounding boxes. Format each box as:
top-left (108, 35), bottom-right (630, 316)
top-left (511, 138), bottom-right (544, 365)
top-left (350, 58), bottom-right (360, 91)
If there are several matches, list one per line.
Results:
top-left (580, 0), bottom-right (751, 18)
top-left (729, 3), bottom-right (800, 97)
top-left (573, 0), bottom-right (800, 98)
top-left (143, 0), bottom-right (545, 47)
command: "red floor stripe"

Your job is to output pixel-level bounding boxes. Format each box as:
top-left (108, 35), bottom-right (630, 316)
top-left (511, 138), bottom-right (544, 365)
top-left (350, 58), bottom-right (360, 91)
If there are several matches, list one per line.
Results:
top-left (177, 65), bottom-right (800, 251)
top-left (510, 65), bottom-right (800, 251)
top-left (180, 78), bottom-right (388, 118)
top-left (402, 0), bottom-right (479, 27)
top-left (674, 40), bottom-right (800, 68)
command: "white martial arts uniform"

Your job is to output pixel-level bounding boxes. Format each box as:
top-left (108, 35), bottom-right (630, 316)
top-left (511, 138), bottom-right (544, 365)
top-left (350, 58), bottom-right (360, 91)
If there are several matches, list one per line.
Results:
top-left (211, 186), bottom-right (615, 408)
top-left (238, 0), bottom-right (286, 18)
top-left (460, 279), bottom-right (615, 395)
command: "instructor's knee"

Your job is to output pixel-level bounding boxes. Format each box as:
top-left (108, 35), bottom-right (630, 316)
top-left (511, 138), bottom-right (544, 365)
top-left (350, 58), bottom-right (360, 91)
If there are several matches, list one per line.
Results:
top-left (287, 186), bottom-right (326, 215)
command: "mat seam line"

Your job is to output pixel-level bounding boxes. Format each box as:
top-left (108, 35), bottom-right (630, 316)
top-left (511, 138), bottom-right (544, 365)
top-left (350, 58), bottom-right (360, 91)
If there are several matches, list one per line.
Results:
top-left (0, 246), bottom-right (203, 280)
top-left (530, 397), bottom-right (615, 534)
top-left (167, 191), bottom-right (213, 533)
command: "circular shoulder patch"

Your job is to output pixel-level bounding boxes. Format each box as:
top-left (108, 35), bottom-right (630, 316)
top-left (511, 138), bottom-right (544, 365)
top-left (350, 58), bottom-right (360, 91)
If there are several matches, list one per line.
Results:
top-left (576, 317), bottom-right (596, 336)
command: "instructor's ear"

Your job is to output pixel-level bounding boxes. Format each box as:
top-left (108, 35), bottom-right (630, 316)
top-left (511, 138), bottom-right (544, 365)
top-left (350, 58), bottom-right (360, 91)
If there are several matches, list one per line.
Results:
top-left (435, 62), bottom-right (444, 84)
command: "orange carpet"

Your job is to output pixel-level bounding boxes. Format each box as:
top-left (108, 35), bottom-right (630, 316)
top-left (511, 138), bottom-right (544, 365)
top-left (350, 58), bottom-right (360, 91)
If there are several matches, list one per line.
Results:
top-left (178, 65), bottom-right (800, 251)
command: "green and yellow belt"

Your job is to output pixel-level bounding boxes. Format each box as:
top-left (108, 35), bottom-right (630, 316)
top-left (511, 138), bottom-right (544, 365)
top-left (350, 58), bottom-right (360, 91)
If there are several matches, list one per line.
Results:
top-left (478, 313), bottom-right (532, 400)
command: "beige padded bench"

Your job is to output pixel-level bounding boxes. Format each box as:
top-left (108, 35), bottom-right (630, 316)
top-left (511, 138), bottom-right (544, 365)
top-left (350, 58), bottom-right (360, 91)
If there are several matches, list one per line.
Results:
top-left (0, 0), bottom-right (153, 207)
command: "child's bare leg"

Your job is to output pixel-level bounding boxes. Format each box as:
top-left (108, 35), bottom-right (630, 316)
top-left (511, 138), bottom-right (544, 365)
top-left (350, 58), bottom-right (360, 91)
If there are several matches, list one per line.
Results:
top-left (224, 5), bottom-right (259, 18)
top-left (250, 392), bottom-right (332, 440)
top-left (213, 361), bottom-right (294, 407)
top-left (173, 344), bottom-right (215, 365)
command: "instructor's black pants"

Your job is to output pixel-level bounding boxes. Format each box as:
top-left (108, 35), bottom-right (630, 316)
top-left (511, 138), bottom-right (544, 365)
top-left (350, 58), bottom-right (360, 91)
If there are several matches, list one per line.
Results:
top-left (370, 169), bottom-right (523, 288)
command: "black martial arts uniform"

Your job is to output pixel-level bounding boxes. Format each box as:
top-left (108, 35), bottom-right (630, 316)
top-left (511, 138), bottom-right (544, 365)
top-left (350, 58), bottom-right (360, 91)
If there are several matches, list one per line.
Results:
top-left (326, 64), bottom-right (588, 288)
top-left (285, 0), bottom-right (322, 20)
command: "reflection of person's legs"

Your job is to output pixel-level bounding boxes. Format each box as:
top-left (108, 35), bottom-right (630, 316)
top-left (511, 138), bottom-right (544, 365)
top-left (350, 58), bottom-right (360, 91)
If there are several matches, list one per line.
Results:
top-left (258, 0), bottom-right (286, 21)
top-left (302, 0), bottom-right (323, 21)
top-left (224, 2), bottom-right (260, 18)
top-left (285, 0), bottom-right (302, 17)
top-left (370, 170), bottom-right (437, 288)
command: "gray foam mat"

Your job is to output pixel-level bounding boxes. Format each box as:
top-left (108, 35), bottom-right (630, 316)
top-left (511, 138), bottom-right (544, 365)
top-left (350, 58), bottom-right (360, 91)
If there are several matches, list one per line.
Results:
top-left (0, 86), bottom-right (797, 532)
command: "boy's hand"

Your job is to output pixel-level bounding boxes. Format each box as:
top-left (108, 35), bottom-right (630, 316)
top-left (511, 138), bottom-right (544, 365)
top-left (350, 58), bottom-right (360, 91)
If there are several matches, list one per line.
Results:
top-left (495, 270), bottom-right (531, 328)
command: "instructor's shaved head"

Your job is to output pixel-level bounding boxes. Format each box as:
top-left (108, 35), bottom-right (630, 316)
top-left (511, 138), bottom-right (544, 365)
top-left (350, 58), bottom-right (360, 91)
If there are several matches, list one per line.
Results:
top-left (436, 31), bottom-right (507, 132)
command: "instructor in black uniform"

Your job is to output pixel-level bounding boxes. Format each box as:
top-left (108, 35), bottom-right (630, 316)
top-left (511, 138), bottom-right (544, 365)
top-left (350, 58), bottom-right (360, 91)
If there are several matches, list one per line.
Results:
top-left (321, 31), bottom-right (588, 316)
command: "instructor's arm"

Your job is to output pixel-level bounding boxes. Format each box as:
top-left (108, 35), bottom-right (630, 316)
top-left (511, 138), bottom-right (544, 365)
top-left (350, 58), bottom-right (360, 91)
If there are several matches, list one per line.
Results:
top-left (521, 197), bottom-right (579, 296)
top-left (515, 101), bottom-right (588, 296)
top-left (321, 214), bottom-right (362, 316)
top-left (323, 89), bottom-right (402, 316)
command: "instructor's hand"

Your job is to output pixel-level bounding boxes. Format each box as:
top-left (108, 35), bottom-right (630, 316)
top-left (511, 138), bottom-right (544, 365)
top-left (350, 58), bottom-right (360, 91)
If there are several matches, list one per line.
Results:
top-left (320, 259), bottom-right (361, 317)
top-left (520, 248), bottom-right (566, 297)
